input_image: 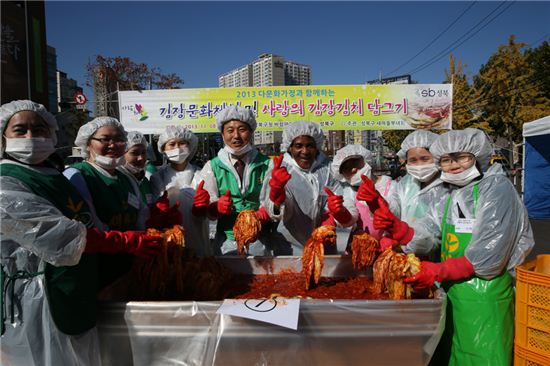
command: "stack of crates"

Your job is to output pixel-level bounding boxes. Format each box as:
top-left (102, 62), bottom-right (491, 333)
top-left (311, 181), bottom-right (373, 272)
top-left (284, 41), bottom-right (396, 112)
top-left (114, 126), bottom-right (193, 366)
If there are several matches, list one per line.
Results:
top-left (515, 255), bottom-right (550, 365)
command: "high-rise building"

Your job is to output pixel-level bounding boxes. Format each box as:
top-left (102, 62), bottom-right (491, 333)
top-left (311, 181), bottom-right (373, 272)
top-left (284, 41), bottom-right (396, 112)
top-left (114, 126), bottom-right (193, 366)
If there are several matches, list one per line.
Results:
top-left (56, 71), bottom-right (82, 112)
top-left (219, 53), bottom-right (311, 88)
top-left (47, 46), bottom-right (58, 112)
top-left (219, 65), bottom-right (253, 88)
top-left (219, 54), bottom-right (311, 152)
top-left (285, 61), bottom-right (311, 86)
top-left (1, 1), bottom-right (49, 107)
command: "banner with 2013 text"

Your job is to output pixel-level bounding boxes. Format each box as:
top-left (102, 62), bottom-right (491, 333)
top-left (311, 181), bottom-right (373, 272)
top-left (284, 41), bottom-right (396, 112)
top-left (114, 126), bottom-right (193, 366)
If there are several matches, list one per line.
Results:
top-left (118, 84), bottom-right (452, 134)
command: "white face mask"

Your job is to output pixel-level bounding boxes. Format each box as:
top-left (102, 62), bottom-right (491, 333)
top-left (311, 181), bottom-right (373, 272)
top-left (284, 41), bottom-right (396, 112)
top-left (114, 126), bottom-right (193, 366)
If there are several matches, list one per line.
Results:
top-left (92, 151), bottom-right (124, 170)
top-left (440, 164), bottom-right (481, 187)
top-left (348, 164), bottom-right (372, 187)
top-left (124, 162), bottom-right (144, 174)
top-left (165, 147), bottom-right (190, 164)
top-left (224, 143), bottom-right (252, 157)
top-left (4, 137), bottom-right (55, 165)
top-left (406, 163), bottom-right (439, 182)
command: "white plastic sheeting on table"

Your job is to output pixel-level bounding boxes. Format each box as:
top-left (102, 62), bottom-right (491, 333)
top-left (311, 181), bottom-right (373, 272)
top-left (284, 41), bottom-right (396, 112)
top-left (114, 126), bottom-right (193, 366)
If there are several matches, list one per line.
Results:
top-left (97, 256), bottom-right (446, 366)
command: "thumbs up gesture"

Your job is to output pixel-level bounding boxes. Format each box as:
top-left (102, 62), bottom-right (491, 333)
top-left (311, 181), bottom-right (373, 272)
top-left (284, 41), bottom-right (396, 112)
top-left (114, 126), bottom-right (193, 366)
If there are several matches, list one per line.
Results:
top-left (146, 191), bottom-right (182, 229)
top-left (216, 190), bottom-right (233, 216)
top-left (192, 180), bottom-right (210, 216)
top-left (324, 187), bottom-right (352, 225)
top-left (269, 155), bottom-right (291, 205)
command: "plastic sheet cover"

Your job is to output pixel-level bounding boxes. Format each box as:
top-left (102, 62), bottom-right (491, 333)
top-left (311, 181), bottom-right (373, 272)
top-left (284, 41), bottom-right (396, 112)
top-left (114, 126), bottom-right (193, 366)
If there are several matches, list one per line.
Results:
top-left (97, 256), bottom-right (446, 366)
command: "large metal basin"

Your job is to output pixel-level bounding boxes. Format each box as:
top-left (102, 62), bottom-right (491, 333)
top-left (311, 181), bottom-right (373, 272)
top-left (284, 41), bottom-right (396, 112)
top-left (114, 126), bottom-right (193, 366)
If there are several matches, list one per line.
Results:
top-left (97, 256), bottom-right (446, 366)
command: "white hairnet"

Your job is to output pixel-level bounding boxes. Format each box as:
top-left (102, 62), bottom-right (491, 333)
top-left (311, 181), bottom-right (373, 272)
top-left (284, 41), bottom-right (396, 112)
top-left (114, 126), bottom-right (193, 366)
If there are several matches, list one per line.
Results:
top-left (0, 100), bottom-right (58, 153)
top-left (397, 130), bottom-right (439, 160)
top-left (126, 131), bottom-right (148, 150)
top-left (331, 144), bottom-right (372, 181)
top-left (74, 117), bottom-right (126, 158)
top-left (430, 128), bottom-right (494, 171)
top-left (157, 125), bottom-right (198, 158)
top-left (280, 121), bottom-right (325, 152)
top-left (215, 105), bottom-right (257, 132)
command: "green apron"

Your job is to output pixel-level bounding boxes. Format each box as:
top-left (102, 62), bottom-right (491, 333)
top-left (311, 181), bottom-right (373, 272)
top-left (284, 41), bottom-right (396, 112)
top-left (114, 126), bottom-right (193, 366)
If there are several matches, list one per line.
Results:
top-left (73, 162), bottom-right (139, 288)
top-left (210, 153), bottom-right (270, 241)
top-left (0, 163), bottom-right (98, 335)
top-left (432, 184), bottom-right (514, 366)
top-left (139, 177), bottom-right (154, 206)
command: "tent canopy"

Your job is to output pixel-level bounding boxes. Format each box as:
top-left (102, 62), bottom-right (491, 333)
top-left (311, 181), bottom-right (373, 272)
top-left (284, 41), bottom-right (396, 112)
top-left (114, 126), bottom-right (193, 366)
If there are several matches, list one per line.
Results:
top-left (523, 115), bottom-right (550, 219)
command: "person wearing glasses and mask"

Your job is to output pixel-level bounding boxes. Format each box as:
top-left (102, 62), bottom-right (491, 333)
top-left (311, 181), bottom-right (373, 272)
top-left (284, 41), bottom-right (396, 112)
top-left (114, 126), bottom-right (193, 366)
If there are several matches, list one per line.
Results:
top-left (262, 121), bottom-right (356, 255)
top-left (0, 101), bottom-right (162, 365)
top-left (372, 128), bottom-right (534, 365)
top-left (150, 125), bottom-right (210, 256)
top-left (192, 105), bottom-right (272, 255)
top-left (118, 131), bottom-right (154, 208)
top-left (64, 117), bottom-right (179, 288)
top-left (358, 131), bottom-right (449, 252)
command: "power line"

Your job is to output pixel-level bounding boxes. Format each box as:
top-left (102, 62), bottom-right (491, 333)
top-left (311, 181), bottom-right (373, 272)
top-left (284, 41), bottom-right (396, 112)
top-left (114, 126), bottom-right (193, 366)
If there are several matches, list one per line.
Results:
top-left (453, 76), bottom-right (546, 111)
top-left (405, 1), bottom-right (515, 76)
top-left (386, 1), bottom-right (477, 76)
top-left (527, 33), bottom-right (550, 46)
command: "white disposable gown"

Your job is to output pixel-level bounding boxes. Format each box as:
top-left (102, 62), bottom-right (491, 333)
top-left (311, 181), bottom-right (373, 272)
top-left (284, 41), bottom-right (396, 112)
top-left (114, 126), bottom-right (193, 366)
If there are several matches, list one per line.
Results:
top-left (0, 161), bottom-right (101, 366)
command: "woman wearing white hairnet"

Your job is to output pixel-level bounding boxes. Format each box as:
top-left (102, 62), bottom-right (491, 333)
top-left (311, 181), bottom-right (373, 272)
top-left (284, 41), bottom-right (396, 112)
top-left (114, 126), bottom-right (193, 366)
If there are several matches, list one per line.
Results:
top-left (150, 125), bottom-right (210, 256)
top-left (118, 131), bottom-right (154, 207)
top-left (374, 128), bottom-right (534, 365)
top-left (359, 131), bottom-right (449, 252)
top-left (192, 105), bottom-right (272, 255)
top-left (263, 121), bottom-right (357, 255)
top-left (0, 101), bottom-right (162, 365)
top-left (331, 144), bottom-right (392, 242)
top-left (64, 117), bottom-right (175, 288)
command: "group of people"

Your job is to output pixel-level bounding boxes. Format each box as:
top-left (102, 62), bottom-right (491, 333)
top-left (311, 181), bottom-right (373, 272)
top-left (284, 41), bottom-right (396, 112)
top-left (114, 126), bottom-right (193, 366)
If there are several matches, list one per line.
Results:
top-left (0, 99), bottom-right (534, 365)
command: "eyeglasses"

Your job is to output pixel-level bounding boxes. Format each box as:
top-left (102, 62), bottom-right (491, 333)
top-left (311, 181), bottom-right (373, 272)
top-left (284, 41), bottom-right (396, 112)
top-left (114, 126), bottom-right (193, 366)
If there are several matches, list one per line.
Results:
top-left (439, 153), bottom-right (475, 167)
top-left (90, 137), bottom-right (126, 146)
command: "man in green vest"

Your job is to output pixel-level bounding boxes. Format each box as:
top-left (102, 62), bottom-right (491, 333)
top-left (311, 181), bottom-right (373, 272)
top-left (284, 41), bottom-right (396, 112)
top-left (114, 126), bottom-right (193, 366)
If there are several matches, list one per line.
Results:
top-left (0, 100), bottom-right (162, 365)
top-left (192, 105), bottom-right (272, 255)
top-left (372, 129), bottom-right (534, 365)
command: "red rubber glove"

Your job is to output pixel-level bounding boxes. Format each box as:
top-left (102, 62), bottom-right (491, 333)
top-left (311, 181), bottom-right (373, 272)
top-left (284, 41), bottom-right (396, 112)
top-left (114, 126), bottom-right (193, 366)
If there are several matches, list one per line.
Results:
top-left (255, 207), bottom-right (271, 226)
top-left (373, 201), bottom-right (414, 245)
top-left (85, 228), bottom-right (162, 259)
top-left (146, 191), bottom-right (182, 229)
top-left (324, 187), bottom-right (352, 225)
top-left (192, 180), bottom-right (210, 216)
top-left (321, 212), bottom-right (336, 227)
top-left (356, 175), bottom-right (381, 212)
top-left (404, 256), bottom-right (475, 289)
top-left (208, 190), bottom-right (232, 217)
top-left (379, 237), bottom-right (398, 252)
top-left (269, 155), bottom-right (291, 205)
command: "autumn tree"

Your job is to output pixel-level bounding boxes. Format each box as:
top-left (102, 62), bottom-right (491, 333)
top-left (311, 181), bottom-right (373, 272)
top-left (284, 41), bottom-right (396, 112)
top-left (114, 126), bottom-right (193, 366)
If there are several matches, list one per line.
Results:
top-left (526, 40), bottom-right (550, 99)
top-left (382, 130), bottom-right (411, 153)
top-left (86, 55), bottom-right (183, 116)
top-left (473, 35), bottom-right (550, 145)
top-left (444, 53), bottom-right (490, 131)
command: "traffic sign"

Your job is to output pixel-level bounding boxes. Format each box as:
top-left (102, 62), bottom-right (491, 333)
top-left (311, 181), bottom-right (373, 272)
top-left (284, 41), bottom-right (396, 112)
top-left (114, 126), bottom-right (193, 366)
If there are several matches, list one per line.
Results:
top-left (75, 92), bottom-right (87, 105)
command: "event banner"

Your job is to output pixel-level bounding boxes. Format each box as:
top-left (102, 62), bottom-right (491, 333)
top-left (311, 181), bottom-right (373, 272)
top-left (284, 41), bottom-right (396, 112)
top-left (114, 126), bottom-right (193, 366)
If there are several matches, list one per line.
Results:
top-left (118, 84), bottom-right (452, 134)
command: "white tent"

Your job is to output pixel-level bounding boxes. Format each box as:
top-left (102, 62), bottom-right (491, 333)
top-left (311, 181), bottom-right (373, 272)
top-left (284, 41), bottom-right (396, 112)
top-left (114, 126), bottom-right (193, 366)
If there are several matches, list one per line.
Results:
top-left (522, 115), bottom-right (550, 219)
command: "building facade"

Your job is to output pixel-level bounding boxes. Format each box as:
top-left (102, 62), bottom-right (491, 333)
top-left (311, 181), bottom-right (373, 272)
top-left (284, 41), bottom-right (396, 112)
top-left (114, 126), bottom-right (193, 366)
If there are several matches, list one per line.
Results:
top-left (219, 53), bottom-right (311, 152)
top-left (47, 46), bottom-right (58, 112)
top-left (1, 1), bottom-right (49, 107)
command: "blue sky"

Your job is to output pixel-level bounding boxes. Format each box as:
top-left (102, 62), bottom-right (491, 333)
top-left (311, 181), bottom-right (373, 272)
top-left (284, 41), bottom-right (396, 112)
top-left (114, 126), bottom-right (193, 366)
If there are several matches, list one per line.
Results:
top-left (45, 1), bottom-right (549, 100)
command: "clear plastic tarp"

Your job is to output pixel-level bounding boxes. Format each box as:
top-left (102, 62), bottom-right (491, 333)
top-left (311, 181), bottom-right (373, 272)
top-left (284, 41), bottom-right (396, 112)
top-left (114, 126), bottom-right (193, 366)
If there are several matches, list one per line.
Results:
top-left (97, 256), bottom-right (446, 366)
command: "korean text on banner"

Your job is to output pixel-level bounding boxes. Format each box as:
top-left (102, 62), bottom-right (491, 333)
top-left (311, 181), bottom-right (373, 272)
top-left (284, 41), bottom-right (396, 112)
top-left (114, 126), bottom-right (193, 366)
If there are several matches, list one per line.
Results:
top-left (118, 84), bottom-right (452, 134)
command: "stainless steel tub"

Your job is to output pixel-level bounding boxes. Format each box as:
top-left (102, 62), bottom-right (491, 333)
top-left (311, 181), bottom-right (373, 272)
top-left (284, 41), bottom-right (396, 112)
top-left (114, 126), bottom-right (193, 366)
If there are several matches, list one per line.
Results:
top-left (97, 256), bottom-right (446, 366)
